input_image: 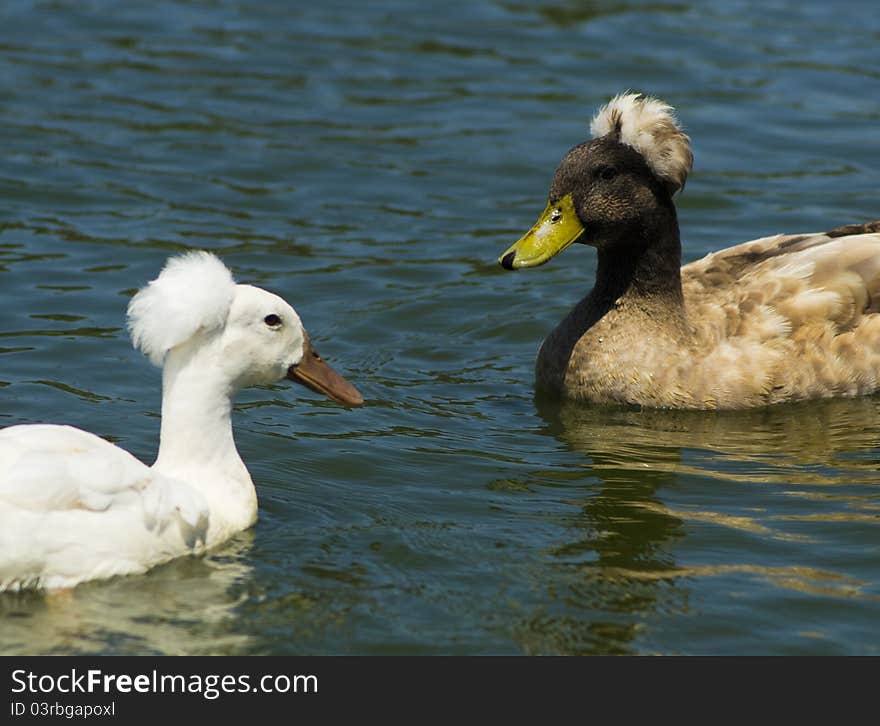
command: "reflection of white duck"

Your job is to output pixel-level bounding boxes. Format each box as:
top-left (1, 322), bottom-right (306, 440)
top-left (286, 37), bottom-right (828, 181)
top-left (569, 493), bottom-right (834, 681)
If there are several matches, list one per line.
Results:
top-left (0, 252), bottom-right (362, 591)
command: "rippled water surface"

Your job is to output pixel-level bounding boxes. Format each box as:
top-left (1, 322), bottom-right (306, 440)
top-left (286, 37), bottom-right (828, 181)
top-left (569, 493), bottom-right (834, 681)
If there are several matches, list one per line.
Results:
top-left (1, 0), bottom-right (879, 655)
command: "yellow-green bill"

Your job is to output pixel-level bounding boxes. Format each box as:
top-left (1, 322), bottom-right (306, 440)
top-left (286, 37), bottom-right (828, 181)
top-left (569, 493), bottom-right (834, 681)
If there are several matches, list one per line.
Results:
top-left (498, 194), bottom-right (585, 269)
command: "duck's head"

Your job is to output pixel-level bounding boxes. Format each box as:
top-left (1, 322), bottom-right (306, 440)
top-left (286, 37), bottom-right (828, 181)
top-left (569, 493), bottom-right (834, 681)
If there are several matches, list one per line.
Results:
top-left (499, 92), bottom-right (693, 269)
top-left (127, 251), bottom-right (363, 406)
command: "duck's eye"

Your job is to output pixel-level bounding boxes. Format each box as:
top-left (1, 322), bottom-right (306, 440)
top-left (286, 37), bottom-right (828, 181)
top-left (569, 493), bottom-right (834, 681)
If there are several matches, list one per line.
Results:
top-left (264, 314), bottom-right (282, 327)
top-left (550, 208), bottom-right (563, 224)
top-left (598, 166), bottom-right (617, 181)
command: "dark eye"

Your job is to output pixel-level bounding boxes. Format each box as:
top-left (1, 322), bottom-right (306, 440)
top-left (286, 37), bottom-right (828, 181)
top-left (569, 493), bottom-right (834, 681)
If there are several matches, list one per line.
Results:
top-left (264, 314), bottom-right (282, 327)
top-left (598, 166), bottom-right (617, 181)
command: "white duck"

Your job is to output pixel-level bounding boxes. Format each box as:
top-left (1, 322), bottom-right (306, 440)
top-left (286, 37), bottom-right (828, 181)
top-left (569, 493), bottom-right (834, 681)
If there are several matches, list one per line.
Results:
top-left (0, 251), bottom-right (362, 591)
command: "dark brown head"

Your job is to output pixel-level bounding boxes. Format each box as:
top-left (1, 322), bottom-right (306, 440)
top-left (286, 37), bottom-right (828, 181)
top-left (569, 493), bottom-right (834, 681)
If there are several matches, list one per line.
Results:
top-left (499, 92), bottom-right (692, 269)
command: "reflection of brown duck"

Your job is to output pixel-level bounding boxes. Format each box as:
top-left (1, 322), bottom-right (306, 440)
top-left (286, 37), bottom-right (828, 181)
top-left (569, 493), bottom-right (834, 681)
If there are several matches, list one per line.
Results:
top-left (539, 393), bottom-right (880, 485)
top-left (518, 395), bottom-right (880, 653)
top-left (508, 396), bottom-right (686, 654)
top-left (500, 92), bottom-right (880, 409)
top-left (536, 392), bottom-right (685, 563)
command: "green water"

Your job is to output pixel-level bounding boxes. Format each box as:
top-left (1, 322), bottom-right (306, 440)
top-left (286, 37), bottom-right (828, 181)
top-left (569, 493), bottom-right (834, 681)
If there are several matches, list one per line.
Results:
top-left (1, 0), bottom-right (879, 655)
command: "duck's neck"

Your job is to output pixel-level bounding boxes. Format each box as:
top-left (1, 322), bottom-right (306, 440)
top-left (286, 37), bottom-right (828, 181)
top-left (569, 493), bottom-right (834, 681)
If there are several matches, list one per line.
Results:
top-left (593, 216), bottom-right (685, 310)
top-left (152, 340), bottom-right (252, 500)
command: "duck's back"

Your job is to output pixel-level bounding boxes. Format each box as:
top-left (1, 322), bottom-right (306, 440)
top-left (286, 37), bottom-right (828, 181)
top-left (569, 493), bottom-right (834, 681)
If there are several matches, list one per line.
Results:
top-left (681, 223), bottom-right (880, 407)
top-left (0, 424), bottom-right (209, 591)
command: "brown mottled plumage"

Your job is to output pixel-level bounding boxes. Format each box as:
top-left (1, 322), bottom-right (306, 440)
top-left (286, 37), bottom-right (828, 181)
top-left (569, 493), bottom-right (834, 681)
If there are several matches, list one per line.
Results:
top-left (500, 93), bottom-right (880, 409)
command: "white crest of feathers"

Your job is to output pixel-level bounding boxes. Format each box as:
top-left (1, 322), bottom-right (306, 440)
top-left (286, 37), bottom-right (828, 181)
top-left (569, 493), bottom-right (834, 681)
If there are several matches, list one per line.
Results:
top-left (590, 92), bottom-right (693, 192)
top-left (127, 251), bottom-right (236, 366)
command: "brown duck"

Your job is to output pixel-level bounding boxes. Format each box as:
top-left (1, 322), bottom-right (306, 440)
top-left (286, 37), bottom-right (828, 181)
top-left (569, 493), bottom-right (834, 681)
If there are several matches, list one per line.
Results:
top-left (499, 92), bottom-right (880, 409)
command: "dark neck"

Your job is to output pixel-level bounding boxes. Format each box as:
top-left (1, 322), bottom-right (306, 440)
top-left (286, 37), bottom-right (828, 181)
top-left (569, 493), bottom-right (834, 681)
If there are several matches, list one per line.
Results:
top-left (592, 214), bottom-right (684, 306)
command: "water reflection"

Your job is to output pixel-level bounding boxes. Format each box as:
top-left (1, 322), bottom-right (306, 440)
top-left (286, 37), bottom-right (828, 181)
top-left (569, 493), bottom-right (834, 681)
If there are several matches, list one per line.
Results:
top-left (516, 395), bottom-right (880, 654)
top-left (0, 533), bottom-right (256, 655)
top-left (540, 394), bottom-right (880, 474)
top-left (498, 0), bottom-right (686, 28)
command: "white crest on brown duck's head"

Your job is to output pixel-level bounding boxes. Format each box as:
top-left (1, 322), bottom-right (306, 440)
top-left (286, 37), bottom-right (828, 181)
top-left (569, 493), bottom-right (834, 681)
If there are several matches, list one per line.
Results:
top-left (589, 92), bottom-right (693, 193)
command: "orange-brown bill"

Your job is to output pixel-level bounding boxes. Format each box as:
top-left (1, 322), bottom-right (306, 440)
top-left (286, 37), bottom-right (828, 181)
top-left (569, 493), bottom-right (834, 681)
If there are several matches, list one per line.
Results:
top-left (287, 334), bottom-right (363, 406)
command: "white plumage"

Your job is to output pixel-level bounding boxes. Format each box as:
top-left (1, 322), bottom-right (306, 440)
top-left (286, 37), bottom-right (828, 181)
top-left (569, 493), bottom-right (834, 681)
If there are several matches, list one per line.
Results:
top-left (0, 425), bottom-right (208, 590)
top-left (0, 252), bottom-right (361, 591)
top-left (127, 251), bottom-right (236, 367)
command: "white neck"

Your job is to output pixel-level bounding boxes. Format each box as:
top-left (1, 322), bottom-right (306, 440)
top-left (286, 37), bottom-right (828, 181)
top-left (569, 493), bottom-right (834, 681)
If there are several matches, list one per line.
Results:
top-left (151, 337), bottom-right (257, 537)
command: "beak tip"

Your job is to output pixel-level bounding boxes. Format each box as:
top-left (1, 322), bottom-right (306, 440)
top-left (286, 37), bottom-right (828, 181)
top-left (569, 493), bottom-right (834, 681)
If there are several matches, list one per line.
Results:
top-left (288, 353), bottom-right (364, 408)
top-left (499, 251), bottom-right (516, 270)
